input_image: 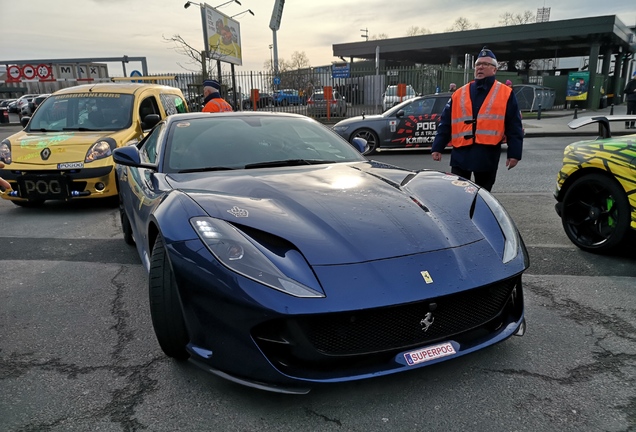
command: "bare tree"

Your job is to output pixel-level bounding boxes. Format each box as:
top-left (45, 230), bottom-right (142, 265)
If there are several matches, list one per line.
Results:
top-left (289, 51), bottom-right (311, 70)
top-left (270, 53), bottom-right (313, 95)
top-left (370, 33), bottom-right (390, 40)
top-left (162, 34), bottom-right (231, 79)
top-left (405, 26), bottom-right (431, 36)
top-left (446, 17), bottom-right (480, 32)
top-left (499, 11), bottom-right (535, 26)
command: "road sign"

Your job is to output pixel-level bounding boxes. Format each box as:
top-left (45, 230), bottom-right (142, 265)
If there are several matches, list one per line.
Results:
top-left (332, 64), bottom-right (350, 79)
top-left (273, 76), bottom-right (281, 85)
top-left (7, 65), bottom-right (21, 81)
top-left (130, 70), bottom-right (142, 83)
top-left (36, 64), bottom-right (53, 80)
top-left (22, 64), bottom-right (36, 80)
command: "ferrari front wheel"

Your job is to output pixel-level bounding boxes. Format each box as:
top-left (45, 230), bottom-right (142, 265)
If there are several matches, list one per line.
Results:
top-left (560, 173), bottom-right (630, 253)
top-left (149, 234), bottom-right (190, 360)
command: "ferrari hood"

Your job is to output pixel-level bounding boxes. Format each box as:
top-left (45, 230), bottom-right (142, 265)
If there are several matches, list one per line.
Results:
top-left (167, 163), bottom-right (485, 265)
top-left (7, 131), bottom-right (119, 166)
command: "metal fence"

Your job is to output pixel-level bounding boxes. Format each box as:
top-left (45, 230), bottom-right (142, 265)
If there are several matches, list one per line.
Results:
top-left (9, 64), bottom-right (572, 117)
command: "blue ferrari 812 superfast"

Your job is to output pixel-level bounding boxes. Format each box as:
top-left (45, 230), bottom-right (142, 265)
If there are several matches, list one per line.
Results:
top-left (113, 111), bottom-right (528, 394)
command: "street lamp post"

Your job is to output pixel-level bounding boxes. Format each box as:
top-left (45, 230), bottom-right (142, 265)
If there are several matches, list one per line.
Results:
top-left (184, 0), bottom-right (241, 9)
top-left (230, 9), bottom-right (254, 18)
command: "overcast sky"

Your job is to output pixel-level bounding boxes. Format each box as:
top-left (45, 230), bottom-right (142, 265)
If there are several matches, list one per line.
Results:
top-left (1, 0), bottom-right (634, 76)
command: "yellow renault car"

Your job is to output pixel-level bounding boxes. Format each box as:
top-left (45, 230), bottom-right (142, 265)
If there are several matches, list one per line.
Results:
top-left (0, 83), bottom-right (188, 206)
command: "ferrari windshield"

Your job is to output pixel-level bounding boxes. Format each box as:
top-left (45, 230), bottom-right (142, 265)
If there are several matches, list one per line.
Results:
top-left (26, 93), bottom-right (134, 132)
top-left (165, 115), bottom-right (366, 172)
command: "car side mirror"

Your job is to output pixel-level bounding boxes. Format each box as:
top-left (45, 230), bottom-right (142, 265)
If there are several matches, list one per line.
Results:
top-left (142, 114), bottom-right (161, 130)
top-left (113, 146), bottom-right (157, 170)
top-left (396, 110), bottom-right (405, 118)
top-left (351, 137), bottom-right (367, 153)
top-left (21, 116), bottom-right (30, 128)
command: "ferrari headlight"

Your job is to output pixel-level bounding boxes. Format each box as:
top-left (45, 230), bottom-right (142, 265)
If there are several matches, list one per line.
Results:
top-left (85, 140), bottom-right (113, 163)
top-left (478, 189), bottom-right (519, 263)
top-left (191, 217), bottom-right (325, 298)
top-left (0, 140), bottom-right (11, 164)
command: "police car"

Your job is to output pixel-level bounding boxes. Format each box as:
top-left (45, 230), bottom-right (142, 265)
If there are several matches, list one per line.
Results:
top-left (333, 93), bottom-right (451, 155)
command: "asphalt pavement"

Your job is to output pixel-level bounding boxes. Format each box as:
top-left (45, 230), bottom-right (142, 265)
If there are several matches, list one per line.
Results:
top-left (2, 104), bottom-right (635, 137)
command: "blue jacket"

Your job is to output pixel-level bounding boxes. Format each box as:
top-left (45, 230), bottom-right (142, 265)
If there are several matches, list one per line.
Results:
top-left (432, 76), bottom-right (523, 172)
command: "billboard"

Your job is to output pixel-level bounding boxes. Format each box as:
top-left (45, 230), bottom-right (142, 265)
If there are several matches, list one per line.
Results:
top-left (566, 71), bottom-right (589, 101)
top-left (201, 3), bottom-right (242, 66)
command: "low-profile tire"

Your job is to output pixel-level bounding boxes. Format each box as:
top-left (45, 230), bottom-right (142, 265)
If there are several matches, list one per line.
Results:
top-left (12, 199), bottom-right (45, 208)
top-left (149, 234), bottom-right (190, 360)
top-left (351, 128), bottom-right (379, 155)
top-left (560, 173), bottom-right (630, 253)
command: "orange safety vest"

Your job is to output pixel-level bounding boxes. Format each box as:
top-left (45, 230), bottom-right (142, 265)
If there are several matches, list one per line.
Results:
top-left (450, 81), bottom-right (512, 147)
top-left (202, 98), bottom-right (233, 113)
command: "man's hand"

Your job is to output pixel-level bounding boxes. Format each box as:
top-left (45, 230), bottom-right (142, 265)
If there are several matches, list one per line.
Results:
top-left (431, 152), bottom-right (442, 162)
top-left (506, 158), bottom-right (519, 170)
top-left (0, 162), bottom-right (11, 190)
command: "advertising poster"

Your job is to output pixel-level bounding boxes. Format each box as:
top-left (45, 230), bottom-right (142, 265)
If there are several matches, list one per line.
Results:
top-left (202, 4), bottom-right (242, 66)
top-left (566, 71), bottom-right (589, 101)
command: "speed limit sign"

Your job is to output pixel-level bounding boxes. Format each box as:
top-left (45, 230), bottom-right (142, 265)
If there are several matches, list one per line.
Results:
top-left (22, 64), bottom-right (36, 80)
top-left (36, 64), bottom-right (52, 80)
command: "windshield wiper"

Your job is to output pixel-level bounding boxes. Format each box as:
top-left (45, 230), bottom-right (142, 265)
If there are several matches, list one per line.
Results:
top-left (63, 127), bottom-right (101, 131)
top-left (32, 128), bottom-right (62, 132)
top-left (178, 166), bottom-right (236, 173)
top-left (244, 159), bottom-right (333, 169)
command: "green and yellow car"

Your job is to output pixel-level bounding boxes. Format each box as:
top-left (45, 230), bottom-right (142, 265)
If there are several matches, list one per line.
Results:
top-left (554, 116), bottom-right (636, 253)
top-left (0, 83), bottom-right (188, 207)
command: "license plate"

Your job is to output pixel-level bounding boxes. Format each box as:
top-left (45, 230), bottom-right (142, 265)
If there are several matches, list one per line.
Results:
top-left (58, 162), bottom-right (84, 169)
top-left (403, 342), bottom-right (456, 366)
top-left (18, 176), bottom-right (70, 200)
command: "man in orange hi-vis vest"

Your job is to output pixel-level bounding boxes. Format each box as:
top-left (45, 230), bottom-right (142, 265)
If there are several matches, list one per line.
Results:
top-left (431, 47), bottom-right (523, 192)
top-left (202, 79), bottom-right (233, 113)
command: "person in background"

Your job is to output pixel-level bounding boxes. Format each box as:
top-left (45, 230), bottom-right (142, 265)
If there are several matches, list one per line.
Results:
top-left (430, 47), bottom-right (523, 192)
top-left (624, 71), bottom-right (636, 129)
top-left (0, 162), bottom-right (11, 190)
top-left (202, 79), bottom-right (233, 113)
top-left (449, 83), bottom-right (457, 92)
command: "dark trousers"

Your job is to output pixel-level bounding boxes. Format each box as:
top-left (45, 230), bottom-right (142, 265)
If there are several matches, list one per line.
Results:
top-left (451, 166), bottom-right (498, 192)
top-left (627, 100), bottom-right (636, 128)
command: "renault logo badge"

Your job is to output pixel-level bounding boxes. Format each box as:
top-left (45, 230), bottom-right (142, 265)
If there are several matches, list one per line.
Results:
top-left (41, 148), bottom-right (51, 160)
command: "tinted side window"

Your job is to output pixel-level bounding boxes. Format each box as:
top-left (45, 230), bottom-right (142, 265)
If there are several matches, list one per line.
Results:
top-left (160, 93), bottom-right (188, 115)
top-left (433, 97), bottom-right (451, 114)
top-left (139, 96), bottom-right (160, 120)
top-left (139, 124), bottom-right (164, 164)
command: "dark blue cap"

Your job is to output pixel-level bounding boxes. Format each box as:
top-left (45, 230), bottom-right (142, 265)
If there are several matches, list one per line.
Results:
top-left (477, 47), bottom-right (497, 65)
top-left (203, 79), bottom-right (221, 90)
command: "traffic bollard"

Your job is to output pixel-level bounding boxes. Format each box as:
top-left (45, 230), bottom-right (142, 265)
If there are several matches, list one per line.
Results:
top-left (610, 104), bottom-right (614, 115)
top-left (537, 104), bottom-right (542, 120)
top-left (573, 104), bottom-right (578, 119)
